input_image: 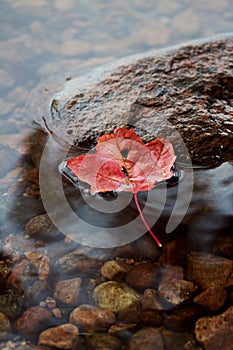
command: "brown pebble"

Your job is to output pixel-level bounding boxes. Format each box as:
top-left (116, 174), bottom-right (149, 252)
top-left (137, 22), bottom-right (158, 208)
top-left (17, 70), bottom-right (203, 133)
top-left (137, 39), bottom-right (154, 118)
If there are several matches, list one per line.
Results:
top-left (194, 286), bottom-right (227, 312)
top-left (56, 251), bottom-right (99, 276)
top-left (213, 236), bottom-right (233, 258)
top-left (52, 308), bottom-right (62, 318)
top-left (93, 281), bottom-right (140, 313)
top-left (25, 213), bottom-right (59, 240)
top-left (0, 312), bottom-right (12, 340)
top-left (54, 277), bottom-right (82, 306)
top-left (159, 240), bottom-right (186, 267)
top-left (195, 306), bottom-right (233, 350)
top-left (135, 235), bottom-right (161, 261)
top-left (100, 260), bottom-right (128, 280)
top-left (14, 306), bottom-right (53, 337)
top-left (141, 289), bottom-right (168, 311)
top-left (115, 243), bottom-right (139, 259)
top-left (159, 278), bottom-right (197, 306)
top-left (69, 304), bottom-right (115, 332)
top-left (187, 252), bottom-right (233, 289)
top-left (45, 296), bottom-right (56, 309)
top-left (128, 327), bottom-right (163, 350)
top-left (39, 323), bottom-right (79, 349)
top-left (109, 323), bottom-right (137, 340)
top-left (117, 304), bottom-right (142, 324)
top-left (161, 328), bottom-right (194, 350)
top-left (163, 305), bottom-right (203, 332)
top-left (125, 262), bottom-right (160, 290)
top-left (85, 333), bottom-right (121, 350)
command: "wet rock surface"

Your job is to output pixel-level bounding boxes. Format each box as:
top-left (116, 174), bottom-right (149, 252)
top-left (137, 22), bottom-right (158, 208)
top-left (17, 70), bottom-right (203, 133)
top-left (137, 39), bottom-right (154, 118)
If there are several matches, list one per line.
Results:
top-left (14, 306), bottom-right (53, 338)
top-left (128, 327), bottom-right (163, 350)
top-left (187, 252), bottom-right (233, 289)
top-left (93, 281), bottom-right (140, 313)
top-left (38, 323), bottom-right (79, 349)
top-left (69, 304), bottom-right (115, 332)
top-left (43, 36), bottom-right (233, 168)
top-left (53, 277), bottom-right (83, 306)
top-left (0, 312), bottom-right (12, 340)
top-left (125, 262), bottom-right (160, 290)
top-left (194, 286), bottom-right (228, 312)
top-left (195, 306), bottom-right (233, 350)
top-left (85, 333), bottom-right (121, 350)
top-left (25, 214), bottom-right (60, 241)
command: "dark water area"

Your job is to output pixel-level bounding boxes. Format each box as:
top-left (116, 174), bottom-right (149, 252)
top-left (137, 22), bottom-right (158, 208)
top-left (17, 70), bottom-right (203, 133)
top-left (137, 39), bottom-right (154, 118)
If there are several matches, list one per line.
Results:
top-left (0, 1), bottom-right (233, 349)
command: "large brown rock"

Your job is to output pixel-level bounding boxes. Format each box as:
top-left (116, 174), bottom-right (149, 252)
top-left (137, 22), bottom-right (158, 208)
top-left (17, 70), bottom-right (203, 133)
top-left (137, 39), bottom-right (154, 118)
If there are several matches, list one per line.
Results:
top-left (128, 327), bottom-right (163, 350)
top-left (187, 252), bottom-right (233, 290)
top-left (14, 306), bottom-right (53, 338)
top-left (69, 304), bottom-right (116, 332)
top-left (39, 324), bottom-right (79, 349)
top-left (195, 306), bottom-right (233, 350)
top-left (40, 35), bottom-right (233, 168)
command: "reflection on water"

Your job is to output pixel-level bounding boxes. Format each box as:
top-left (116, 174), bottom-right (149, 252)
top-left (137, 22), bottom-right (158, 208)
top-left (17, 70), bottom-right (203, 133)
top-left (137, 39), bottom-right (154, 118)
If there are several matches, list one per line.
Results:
top-left (0, 0), bottom-right (233, 348)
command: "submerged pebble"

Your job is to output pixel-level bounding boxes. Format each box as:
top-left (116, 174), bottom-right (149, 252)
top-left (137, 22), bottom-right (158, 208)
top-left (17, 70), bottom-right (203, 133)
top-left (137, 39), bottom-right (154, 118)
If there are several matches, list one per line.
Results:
top-left (195, 306), bottom-right (233, 350)
top-left (54, 277), bottom-right (82, 306)
top-left (85, 333), bottom-right (121, 350)
top-left (0, 312), bottom-right (12, 340)
top-left (39, 324), bottom-right (79, 350)
top-left (194, 286), bottom-right (228, 312)
top-left (69, 304), bottom-right (116, 332)
top-left (14, 306), bottom-right (53, 338)
top-left (25, 214), bottom-right (60, 241)
top-left (187, 252), bottom-right (233, 289)
top-left (128, 327), bottom-right (163, 350)
top-left (93, 281), bottom-right (140, 313)
top-left (125, 262), bottom-right (160, 290)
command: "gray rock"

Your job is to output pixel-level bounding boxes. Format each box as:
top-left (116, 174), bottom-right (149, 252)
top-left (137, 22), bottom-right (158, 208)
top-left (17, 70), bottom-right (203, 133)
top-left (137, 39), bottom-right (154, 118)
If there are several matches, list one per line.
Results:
top-left (38, 35), bottom-right (233, 169)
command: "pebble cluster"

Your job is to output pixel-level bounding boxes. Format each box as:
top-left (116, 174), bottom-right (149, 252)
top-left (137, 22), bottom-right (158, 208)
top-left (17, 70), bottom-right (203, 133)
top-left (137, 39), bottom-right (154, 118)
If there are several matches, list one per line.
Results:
top-left (0, 202), bottom-right (233, 349)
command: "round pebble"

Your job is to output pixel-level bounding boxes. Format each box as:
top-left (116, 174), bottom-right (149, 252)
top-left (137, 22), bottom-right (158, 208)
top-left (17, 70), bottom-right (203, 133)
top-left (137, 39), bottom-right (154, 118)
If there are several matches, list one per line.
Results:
top-left (93, 281), bottom-right (140, 313)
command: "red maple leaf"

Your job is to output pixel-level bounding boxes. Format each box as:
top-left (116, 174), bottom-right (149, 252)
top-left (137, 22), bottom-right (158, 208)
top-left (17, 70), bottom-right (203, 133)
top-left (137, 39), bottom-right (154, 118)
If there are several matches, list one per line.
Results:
top-left (66, 128), bottom-right (176, 247)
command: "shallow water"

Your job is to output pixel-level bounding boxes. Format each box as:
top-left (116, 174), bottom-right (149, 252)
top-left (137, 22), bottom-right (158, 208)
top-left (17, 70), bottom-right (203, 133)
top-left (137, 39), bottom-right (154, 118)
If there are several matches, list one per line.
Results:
top-left (0, 0), bottom-right (233, 348)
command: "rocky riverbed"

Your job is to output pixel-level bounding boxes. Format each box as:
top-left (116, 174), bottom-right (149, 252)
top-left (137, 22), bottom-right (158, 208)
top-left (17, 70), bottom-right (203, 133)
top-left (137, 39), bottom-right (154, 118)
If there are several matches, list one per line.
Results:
top-left (0, 35), bottom-right (233, 349)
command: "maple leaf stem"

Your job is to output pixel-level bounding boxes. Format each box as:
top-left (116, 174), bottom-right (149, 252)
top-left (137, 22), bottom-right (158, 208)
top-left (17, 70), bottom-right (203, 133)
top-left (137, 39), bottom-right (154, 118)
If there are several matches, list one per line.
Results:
top-left (133, 192), bottom-right (162, 248)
